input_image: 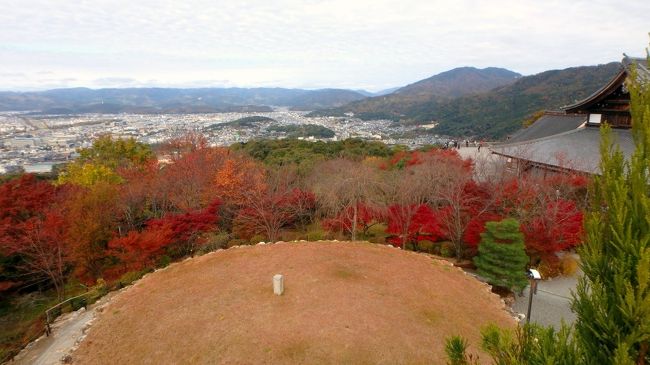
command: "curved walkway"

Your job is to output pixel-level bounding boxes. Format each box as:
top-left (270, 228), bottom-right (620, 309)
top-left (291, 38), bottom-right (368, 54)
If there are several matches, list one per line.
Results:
top-left (512, 274), bottom-right (578, 328)
top-left (10, 292), bottom-right (116, 365)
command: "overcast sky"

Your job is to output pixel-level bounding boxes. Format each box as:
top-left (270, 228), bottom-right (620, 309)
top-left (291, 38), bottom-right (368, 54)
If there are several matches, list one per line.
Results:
top-left (1, 0), bottom-right (648, 91)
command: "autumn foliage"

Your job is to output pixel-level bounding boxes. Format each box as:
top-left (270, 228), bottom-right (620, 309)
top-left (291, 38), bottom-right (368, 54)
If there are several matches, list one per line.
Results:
top-left (0, 175), bottom-right (69, 298)
top-left (0, 135), bottom-right (589, 301)
top-left (322, 203), bottom-right (382, 238)
top-left (385, 204), bottom-right (443, 248)
top-left (109, 200), bottom-right (221, 271)
top-left (520, 199), bottom-right (584, 262)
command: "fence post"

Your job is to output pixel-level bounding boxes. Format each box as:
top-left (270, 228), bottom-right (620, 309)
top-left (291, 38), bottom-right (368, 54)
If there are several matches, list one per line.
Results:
top-left (45, 310), bottom-right (51, 336)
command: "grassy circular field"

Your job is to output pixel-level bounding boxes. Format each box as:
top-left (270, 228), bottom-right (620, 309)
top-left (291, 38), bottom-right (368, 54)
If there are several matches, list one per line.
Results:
top-left (72, 242), bottom-right (514, 364)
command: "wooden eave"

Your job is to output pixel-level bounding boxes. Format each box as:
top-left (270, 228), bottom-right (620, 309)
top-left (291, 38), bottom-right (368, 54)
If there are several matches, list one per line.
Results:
top-left (491, 150), bottom-right (591, 175)
top-left (562, 67), bottom-right (627, 113)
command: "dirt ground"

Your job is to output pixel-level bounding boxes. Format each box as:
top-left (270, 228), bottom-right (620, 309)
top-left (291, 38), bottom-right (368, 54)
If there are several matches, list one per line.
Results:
top-left (72, 242), bottom-right (514, 364)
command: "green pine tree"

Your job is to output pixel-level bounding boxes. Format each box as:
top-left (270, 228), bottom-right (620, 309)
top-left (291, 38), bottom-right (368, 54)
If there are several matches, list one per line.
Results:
top-left (473, 218), bottom-right (529, 292)
top-left (572, 56), bottom-right (650, 364)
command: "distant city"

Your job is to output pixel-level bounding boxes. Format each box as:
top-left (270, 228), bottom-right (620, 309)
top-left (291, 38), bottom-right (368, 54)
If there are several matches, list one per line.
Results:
top-left (0, 109), bottom-right (448, 174)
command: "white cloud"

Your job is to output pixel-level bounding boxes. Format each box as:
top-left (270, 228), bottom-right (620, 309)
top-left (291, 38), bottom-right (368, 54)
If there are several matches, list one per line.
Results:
top-left (0, 0), bottom-right (648, 91)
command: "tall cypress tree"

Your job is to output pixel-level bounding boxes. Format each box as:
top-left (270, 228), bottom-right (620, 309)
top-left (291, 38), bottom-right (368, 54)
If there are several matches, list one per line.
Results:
top-left (572, 56), bottom-right (650, 364)
top-left (474, 218), bottom-right (529, 292)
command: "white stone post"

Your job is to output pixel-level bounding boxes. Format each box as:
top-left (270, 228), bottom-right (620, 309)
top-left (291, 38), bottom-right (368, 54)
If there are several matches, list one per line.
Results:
top-left (273, 274), bottom-right (284, 295)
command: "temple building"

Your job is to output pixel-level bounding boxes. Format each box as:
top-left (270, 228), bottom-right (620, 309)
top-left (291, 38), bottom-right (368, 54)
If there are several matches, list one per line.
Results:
top-left (491, 57), bottom-right (648, 176)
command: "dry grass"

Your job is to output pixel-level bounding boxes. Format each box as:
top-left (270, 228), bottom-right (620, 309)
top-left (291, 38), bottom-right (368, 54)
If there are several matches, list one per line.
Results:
top-left (72, 242), bottom-right (514, 364)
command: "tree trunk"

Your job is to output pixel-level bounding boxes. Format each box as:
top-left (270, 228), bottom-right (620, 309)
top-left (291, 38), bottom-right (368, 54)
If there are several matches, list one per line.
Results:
top-left (638, 340), bottom-right (647, 365)
top-left (351, 203), bottom-right (358, 241)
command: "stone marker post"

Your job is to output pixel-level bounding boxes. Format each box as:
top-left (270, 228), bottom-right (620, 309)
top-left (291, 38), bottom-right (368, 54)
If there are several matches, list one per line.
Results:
top-left (273, 274), bottom-right (284, 295)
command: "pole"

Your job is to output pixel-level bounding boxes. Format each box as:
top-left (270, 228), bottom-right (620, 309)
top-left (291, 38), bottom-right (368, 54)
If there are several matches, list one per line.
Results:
top-left (45, 310), bottom-right (51, 336)
top-left (526, 279), bottom-right (535, 324)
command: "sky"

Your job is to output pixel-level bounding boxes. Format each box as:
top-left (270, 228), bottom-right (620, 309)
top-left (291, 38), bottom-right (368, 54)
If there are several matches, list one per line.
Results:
top-left (1, 0), bottom-right (648, 92)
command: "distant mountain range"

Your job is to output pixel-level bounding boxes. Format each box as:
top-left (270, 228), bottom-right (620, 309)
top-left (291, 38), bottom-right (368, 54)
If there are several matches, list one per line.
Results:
top-left (310, 64), bottom-right (621, 139)
top-left (0, 62), bottom-right (624, 139)
top-left (0, 87), bottom-right (368, 114)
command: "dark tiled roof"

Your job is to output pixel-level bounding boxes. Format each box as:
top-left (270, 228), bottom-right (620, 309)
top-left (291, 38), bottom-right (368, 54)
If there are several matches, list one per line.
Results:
top-left (563, 57), bottom-right (648, 112)
top-left (491, 126), bottom-right (634, 175)
top-left (562, 67), bottom-right (627, 112)
top-left (505, 113), bottom-right (586, 144)
top-left (623, 56), bottom-right (650, 80)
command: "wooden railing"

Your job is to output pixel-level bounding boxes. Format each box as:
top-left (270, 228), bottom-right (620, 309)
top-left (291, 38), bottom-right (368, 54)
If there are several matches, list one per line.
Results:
top-left (0, 291), bottom-right (93, 364)
top-left (44, 291), bottom-right (92, 336)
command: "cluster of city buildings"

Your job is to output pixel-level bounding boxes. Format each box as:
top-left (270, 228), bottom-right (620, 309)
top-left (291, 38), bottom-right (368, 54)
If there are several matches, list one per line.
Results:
top-left (0, 109), bottom-right (445, 173)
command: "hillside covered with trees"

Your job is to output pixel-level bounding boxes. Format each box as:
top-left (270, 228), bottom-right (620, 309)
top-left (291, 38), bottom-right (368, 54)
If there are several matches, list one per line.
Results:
top-left (311, 63), bottom-right (621, 139)
top-left (267, 124), bottom-right (335, 138)
top-left (308, 66), bottom-right (521, 121)
top-left (433, 62), bottom-right (622, 138)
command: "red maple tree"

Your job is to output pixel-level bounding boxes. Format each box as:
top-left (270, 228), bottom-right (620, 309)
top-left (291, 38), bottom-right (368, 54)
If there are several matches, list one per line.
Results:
top-left (520, 199), bottom-right (584, 262)
top-left (109, 199), bottom-right (221, 270)
top-left (0, 175), bottom-right (70, 299)
top-left (322, 203), bottom-right (383, 238)
top-left (385, 204), bottom-right (443, 249)
top-left (234, 188), bottom-right (315, 242)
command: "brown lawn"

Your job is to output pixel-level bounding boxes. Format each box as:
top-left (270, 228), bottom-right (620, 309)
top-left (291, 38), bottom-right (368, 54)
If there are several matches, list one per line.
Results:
top-left (72, 242), bottom-right (514, 364)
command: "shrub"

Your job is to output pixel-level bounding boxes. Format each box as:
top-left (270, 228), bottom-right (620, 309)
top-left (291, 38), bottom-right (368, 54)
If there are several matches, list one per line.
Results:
top-left (227, 239), bottom-right (248, 248)
top-left (280, 231), bottom-right (301, 242)
top-left (83, 280), bottom-right (108, 306)
top-left (249, 234), bottom-right (266, 244)
top-left (198, 232), bottom-right (231, 254)
top-left (445, 335), bottom-right (479, 365)
top-left (418, 240), bottom-right (436, 254)
top-left (446, 323), bottom-right (580, 365)
top-left (473, 219), bottom-right (529, 292)
top-left (481, 323), bottom-right (580, 365)
top-left (537, 258), bottom-right (561, 278)
top-left (118, 270), bottom-right (145, 288)
top-left (306, 229), bottom-right (324, 241)
top-left (440, 242), bottom-right (454, 258)
top-left (157, 255), bottom-right (172, 268)
top-left (70, 296), bottom-right (87, 311)
top-left (559, 255), bottom-right (579, 276)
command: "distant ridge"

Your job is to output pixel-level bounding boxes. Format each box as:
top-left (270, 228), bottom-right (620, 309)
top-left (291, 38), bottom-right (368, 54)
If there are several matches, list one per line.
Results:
top-left (307, 66), bottom-right (521, 120)
top-left (393, 67), bottom-right (521, 98)
top-left (0, 87), bottom-right (368, 114)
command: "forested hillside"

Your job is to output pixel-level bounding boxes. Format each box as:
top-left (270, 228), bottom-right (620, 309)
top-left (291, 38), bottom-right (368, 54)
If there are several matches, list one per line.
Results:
top-left (308, 67), bottom-right (521, 120)
top-left (433, 62), bottom-right (622, 138)
top-left (310, 62), bottom-right (621, 139)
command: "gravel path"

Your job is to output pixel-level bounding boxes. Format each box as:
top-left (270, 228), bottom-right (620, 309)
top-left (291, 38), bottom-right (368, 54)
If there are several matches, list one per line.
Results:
top-left (512, 274), bottom-right (579, 328)
top-left (10, 293), bottom-right (115, 365)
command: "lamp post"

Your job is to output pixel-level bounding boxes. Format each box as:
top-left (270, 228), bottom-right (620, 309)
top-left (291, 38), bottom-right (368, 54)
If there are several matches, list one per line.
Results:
top-left (526, 268), bottom-right (542, 324)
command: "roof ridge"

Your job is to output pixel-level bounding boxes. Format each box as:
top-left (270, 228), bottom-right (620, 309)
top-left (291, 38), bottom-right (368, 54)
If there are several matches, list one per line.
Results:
top-left (493, 124), bottom-right (588, 148)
